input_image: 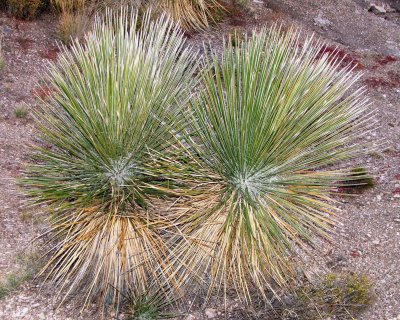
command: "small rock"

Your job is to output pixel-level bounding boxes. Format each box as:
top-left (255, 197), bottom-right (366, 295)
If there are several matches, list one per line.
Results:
top-left (350, 249), bottom-right (362, 258)
top-left (314, 13), bottom-right (331, 29)
top-left (368, 4), bottom-right (386, 14)
top-left (372, 240), bottom-right (380, 245)
top-left (20, 307), bottom-right (29, 316)
top-left (377, 194), bottom-right (382, 201)
top-left (205, 308), bottom-right (217, 319)
top-left (394, 218), bottom-right (400, 223)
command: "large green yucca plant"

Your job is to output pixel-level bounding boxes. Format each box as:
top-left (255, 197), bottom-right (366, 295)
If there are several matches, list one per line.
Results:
top-left (172, 28), bottom-right (372, 301)
top-left (23, 9), bottom-right (198, 306)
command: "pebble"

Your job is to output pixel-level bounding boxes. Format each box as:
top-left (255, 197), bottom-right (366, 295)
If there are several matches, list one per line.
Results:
top-left (20, 307), bottom-right (29, 316)
top-left (372, 240), bottom-right (380, 245)
top-left (205, 308), bottom-right (217, 319)
top-left (314, 13), bottom-right (331, 29)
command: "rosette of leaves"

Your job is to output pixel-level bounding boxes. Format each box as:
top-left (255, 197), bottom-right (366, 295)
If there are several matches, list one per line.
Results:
top-left (23, 9), bottom-right (198, 307)
top-left (172, 28), bottom-right (372, 301)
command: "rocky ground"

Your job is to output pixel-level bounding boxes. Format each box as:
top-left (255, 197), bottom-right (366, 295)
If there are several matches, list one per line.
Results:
top-left (0, 0), bottom-right (399, 319)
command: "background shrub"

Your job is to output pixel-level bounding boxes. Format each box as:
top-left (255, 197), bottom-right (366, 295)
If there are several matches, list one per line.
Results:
top-left (51, 0), bottom-right (227, 32)
top-left (161, 0), bottom-right (225, 31)
top-left (6, 0), bottom-right (48, 19)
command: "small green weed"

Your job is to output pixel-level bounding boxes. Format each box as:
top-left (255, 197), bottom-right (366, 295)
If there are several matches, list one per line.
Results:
top-left (0, 37), bottom-right (5, 71)
top-left (124, 290), bottom-right (177, 320)
top-left (14, 106), bottom-right (29, 119)
top-left (0, 252), bottom-right (43, 300)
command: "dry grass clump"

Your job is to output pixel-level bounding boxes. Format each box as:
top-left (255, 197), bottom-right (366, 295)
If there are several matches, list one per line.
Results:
top-left (161, 0), bottom-right (225, 31)
top-left (58, 10), bottom-right (90, 44)
top-left (52, 0), bottom-right (93, 44)
top-left (51, 0), bottom-right (86, 11)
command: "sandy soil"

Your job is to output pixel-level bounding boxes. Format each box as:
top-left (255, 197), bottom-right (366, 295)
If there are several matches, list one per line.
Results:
top-left (0, 0), bottom-right (399, 319)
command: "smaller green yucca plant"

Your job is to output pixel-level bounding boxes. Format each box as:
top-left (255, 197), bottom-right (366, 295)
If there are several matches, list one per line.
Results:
top-left (24, 8), bottom-right (198, 307)
top-left (171, 28), bottom-right (372, 301)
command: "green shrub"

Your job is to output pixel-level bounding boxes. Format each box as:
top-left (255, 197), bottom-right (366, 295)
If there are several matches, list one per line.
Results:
top-left (23, 9), bottom-right (198, 307)
top-left (237, 273), bottom-right (375, 319)
top-left (293, 273), bottom-right (375, 319)
top-left (173, 27), bottom-right (371, 300)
